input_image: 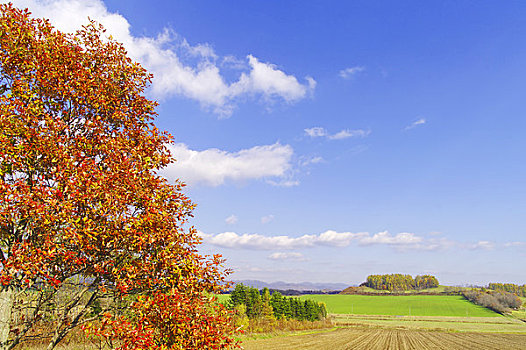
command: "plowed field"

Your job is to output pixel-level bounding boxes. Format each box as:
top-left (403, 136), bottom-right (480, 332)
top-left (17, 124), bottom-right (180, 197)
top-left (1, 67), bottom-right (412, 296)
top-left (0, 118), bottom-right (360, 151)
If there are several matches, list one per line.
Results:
top-left (241, 327), bottom-right (526, 350)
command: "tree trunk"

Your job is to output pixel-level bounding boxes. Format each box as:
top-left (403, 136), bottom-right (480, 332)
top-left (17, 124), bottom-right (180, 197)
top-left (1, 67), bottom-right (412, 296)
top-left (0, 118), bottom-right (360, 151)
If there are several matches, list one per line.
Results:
top-left (0, 288), bottom-right (14, 350)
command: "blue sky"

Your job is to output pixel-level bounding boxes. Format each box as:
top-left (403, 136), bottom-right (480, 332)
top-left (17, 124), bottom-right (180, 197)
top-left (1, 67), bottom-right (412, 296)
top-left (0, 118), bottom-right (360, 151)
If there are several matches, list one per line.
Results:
top-left (10, 0), bottom-right (526, 286)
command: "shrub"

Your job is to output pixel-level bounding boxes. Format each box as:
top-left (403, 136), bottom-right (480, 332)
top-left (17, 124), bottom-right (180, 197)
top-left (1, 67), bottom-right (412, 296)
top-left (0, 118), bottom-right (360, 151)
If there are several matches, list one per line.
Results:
top-left (463, 290), bottom-right (522, 314)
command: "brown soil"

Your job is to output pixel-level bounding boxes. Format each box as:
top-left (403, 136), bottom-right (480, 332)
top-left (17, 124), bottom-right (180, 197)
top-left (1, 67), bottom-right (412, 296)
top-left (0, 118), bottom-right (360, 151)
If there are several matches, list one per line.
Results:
top-left (241, 326), bottom-right (526, 350)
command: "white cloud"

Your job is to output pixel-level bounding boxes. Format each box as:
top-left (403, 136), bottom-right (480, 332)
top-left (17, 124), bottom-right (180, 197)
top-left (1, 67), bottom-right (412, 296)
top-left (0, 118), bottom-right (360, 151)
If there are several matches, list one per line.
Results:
top-left (198, 230), bottom-right (347, 250)
top-left (230, 55), bottom-right (315, 104)
top-left (161, 142), bottom-right (294, 187)
top-left (179, 38), bottom-right (217, 59)
top-left (328, 130), bottom-right (352, 140)
top-left (317, 230), bottom-right (366, 247)
top-left (268, 252), bottom-right (307, 261)
top-left (225, 214), bottom-right (238, 225)
top-left (404, 118), bottom-right (426, 130)
top-left (304, 127), bottom-right (327, 138)
top-left (306, 76), bottom-right (317, 93)
top-left (339, 66), bottom-right (365, 79)
top-left (266, 179), bottom-right (300, 187)
top-left (9, 0), bottom-right (314, 117)
top-left (261, 215), bottom-right (275, 224)
top-left (358, 231), bottom-right (423, 245)
top-left (300, 156), bottom-right (324, 166)
top-left (328, 129), bottom-right (371, 140)
top-left (200, 229), bottom-right (516, 253)
top-left (221, 55), bottom-right (247, 70)
top-left (305, 127), bottom-right (370, 140)
top-left (469, 241), bottom-right (495, 250)
top-left (418, 237), bottom-right (456, 251)
top-left (199, 230), bottom-right (436, 250)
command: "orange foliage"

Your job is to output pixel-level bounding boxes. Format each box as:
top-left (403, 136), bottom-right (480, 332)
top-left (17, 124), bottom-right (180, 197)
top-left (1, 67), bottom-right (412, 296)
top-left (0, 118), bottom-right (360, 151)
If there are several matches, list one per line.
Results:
top-left (0, 4), bottom-right (238, 349)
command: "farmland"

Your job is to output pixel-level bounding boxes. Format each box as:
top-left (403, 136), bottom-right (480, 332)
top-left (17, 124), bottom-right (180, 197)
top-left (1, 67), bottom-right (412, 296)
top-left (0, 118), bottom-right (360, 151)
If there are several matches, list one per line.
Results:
top-left (241, 326), bottom-right (526, 350)
top-left (332, 314), bottom-right (526, 333)
top-left (237, 293), bottom-right (526, 349)
top-left (298, 294), bottom-right (498, 317)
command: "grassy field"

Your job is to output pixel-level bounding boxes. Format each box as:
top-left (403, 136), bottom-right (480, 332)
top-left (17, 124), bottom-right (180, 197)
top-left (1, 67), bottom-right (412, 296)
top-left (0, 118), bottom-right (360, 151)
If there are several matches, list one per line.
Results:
top-left (218, 293), bottom-right (500, 317)
top-left (299, 294), bottom-right (499, 317)
top-left (215, 293), bottom-right (231, 303)
top-left (512, 309), bottom-right (526, 322)
top-left (241, 326), bottom-right (526, 350)
top-left (332, 314), bottom-right (526, 333)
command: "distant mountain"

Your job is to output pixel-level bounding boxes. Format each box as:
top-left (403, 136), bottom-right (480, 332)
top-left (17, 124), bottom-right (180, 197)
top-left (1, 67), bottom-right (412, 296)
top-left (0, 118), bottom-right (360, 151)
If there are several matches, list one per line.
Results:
top-left (232, 279), bottom-right (349, 292)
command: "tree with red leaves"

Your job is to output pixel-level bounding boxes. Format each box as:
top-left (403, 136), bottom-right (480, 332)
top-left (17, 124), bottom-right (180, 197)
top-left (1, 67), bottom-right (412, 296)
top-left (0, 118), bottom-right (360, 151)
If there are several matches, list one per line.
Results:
top-left (0, 4), bottom-right (238, 349)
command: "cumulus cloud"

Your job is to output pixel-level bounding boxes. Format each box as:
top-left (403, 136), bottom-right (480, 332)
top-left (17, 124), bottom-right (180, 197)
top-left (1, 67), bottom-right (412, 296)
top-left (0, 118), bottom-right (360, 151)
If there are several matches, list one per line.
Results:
top-left (161, 142), bottom-right (294, 187)
top-left (261, 215), bottom-right (275, 224)
top-left (268, 252), bottom-right (307, 261)
top-left (304, 127), bottom-right (370, 140)
top-left (10, 0), bottom-right (314, 116)
top-left (225, 214), bottom-right (238, 225)
top-left (230, 55), bottom-right (314, 104)
top-left (198, 230), bottom-right (442, 251)
top-left (404, 118), bottom-right (426, 130)
top-left (339, 66), bottom-right (365, 79)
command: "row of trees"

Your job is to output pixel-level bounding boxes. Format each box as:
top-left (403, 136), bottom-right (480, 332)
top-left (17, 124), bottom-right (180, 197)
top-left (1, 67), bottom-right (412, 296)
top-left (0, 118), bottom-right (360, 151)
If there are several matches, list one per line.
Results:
top-left (463, 290), bottom-right (522, 314)
top-left (228, 284), bottom-right (327, 322)
top-left (488, 283), bottom-right (526, 297)
top-left (364, 274), bottom-right (439, 291)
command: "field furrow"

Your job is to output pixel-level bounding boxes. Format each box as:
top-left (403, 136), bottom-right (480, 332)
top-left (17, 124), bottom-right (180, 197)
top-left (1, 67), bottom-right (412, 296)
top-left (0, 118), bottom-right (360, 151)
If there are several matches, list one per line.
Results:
top-left (241, 327), bottom-right (526, 350)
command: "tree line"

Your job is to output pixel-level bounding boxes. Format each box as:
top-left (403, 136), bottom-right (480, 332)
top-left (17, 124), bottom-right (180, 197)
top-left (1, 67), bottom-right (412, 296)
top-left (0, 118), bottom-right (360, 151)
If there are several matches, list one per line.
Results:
top-left (364, 274), bottom-right (439, 291)
top-left (228, 284), bottom-right (327, 322)
top-left (488, 283), bottom-right (526, 297)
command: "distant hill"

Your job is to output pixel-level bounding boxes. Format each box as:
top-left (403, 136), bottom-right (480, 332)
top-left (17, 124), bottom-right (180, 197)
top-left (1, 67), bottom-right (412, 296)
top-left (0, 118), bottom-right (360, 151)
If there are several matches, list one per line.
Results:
top-left (232, 279), bottom-right (348, 292)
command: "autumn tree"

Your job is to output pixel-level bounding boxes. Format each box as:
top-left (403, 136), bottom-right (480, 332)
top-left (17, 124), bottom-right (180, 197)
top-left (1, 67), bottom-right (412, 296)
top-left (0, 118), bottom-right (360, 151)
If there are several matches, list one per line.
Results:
top-left (0, 4), bottom-right (237, 349)
top-left (414, 275), bottom-right (439, 290)
top-left (364, 274), bottom-right (441, 292)
top-left (260, 288), bottom-right (275, 322)
top-left (488, 283), bottom-right (526, 297)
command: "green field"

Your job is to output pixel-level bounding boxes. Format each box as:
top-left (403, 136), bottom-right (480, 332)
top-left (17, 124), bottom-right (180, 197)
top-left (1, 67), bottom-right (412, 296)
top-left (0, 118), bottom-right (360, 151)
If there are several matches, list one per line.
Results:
top-left (215, 294), bottom-right (230, 304)
top-left (298, 294), bottom-right (499, 317)
top-left (217, 293), bottom-right (499, 317)
top-left (219, 292), bottom-right (526, 335)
